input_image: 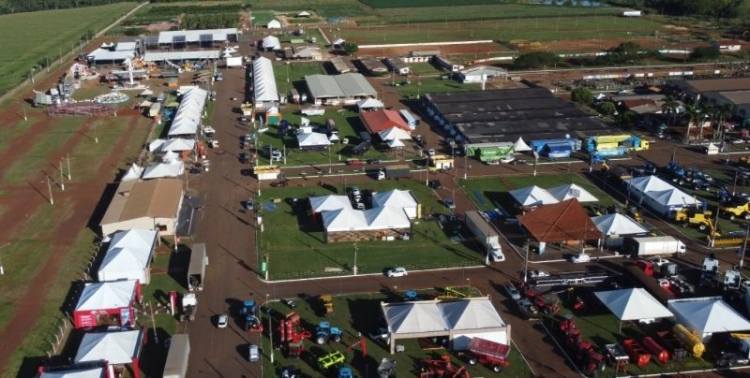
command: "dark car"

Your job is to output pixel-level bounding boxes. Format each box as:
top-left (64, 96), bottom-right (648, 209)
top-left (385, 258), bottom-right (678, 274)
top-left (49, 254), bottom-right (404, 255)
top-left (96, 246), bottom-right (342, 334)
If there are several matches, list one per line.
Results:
top-left (367, 158), bottom-right (382, 165)
top-left (282, 298), bottom-right (297, 308)
top-left (239, 152), bottom-right (251, 163)
top-left (428, 180), bottom-right (442, 189)
top-left (270, 179), bottom-right (289, 187)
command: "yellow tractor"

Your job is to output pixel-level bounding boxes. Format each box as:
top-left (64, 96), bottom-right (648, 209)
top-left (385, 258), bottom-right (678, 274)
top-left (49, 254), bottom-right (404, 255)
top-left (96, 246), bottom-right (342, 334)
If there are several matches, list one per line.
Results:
top-left (319, 294), bottom-right (334, 317)
top-left (674, 208), bottom-right (720, 237)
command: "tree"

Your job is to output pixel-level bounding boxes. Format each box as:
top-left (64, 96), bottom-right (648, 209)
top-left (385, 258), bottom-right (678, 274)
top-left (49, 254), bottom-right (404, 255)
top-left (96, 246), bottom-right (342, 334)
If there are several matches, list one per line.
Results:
top-left (616, 111), bottom-right (637, 129)
top-left (690, 46), bottom-right (720, 61)
top-left (714, 103), bottom-right (733, 142)
top-left (683, 104), bottom-right (702, 142)
top-left (344, 43), bottom-right (359, 57)
top-left (513, 52), bottom-right (560, 70)
top-left (571, 87), bottom-right (594, 105)
top-left (661, 95), bottom-right (679, 126)
top-left (598, 102), bottom-right (616, 116)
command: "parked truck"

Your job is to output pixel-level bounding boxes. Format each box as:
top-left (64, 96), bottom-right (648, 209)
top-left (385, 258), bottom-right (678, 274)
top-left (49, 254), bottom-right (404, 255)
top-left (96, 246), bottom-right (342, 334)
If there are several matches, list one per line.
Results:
top-left (384, 165), bottom-right (411, 180)
top-left (163, 334), bottom-right (190, 378)
top-left (180, 293), bottom-right (197, 322)
top-left (187, 243), bottom-right (207, 292)
top-left (624, 236), bottom-right (686, 257)
top-left (465, 211), bottom-right (505, 262)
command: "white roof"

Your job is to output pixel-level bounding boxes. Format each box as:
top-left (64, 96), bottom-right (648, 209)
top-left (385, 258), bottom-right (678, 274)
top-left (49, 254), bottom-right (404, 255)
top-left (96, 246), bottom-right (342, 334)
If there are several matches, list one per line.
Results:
top-left (669, 297), bottom-right (750, 335)
top-left (591, 213), bottom-right (648, 235)
top-left (116, 42), bottom-right (137, 51)
top-left (75, 280), bottom-right (137, 312)
top-left (143, 50), bottom-right (221, 62)
top-left (75, 329), bottom-right (143, 365)
top-left (310, 195), bottom-right (351, 212)
top-left (513, 137), bottom-right (532, 152)
top-left (157, 28), bottom-right (237, 44)
top-left (298, 11), bottom-right (311, 17)
top-left (267, 19), bottom-right (282, 28)
top-left (262, 35), bottom-right (281, 50)
top-left (625, 175), bottom-right (701, 207)
top-left (357, 98), bottom-right (384, 110)
top-left (547, 183), bottom-right (598, 202)
top-left (41, 367), bottom-right (105, 378)
top-left (372, 190), bottom-right (417, 209)
top-left (387, 139), bottom-right (405, 148)
top-left (509, 186), bottom-right (559, 206)
top-left (378, 127), bottom-right (411, 141)
top-left (322, 208), bottom-right (368, 231)
top-left (168, 88), bottom-right (207, 136)
top-left (162, 138), bottom-right (196, 151)
top-left (384, 298), bottom-right (505, 335)
top-left (650, 188), bottom-right (701, 207)
top-left (625, 175), bottom-right (675, 193)
top-left (142, 161), bottom-right (185, 180)
top-left (253, 57), bottom-right (279, 103)
top-left (87, 48), bottom-right (134, 62)
top-left (365, 206), bottom-right (411, 229)
top-left (331, 38), bottom-right (346, 46)
top-left (98, 229), bottom-right (156, 282)
top-left (297, 132), bottom-right (332, 147)
top-left (139, 89), bottom-right (153, 97)
top-left (306, 73), bottom-right (377, 99)
top-left (122, 163), bottom-right (144, 181)
top-left (595, 288), bottom-right (673, 321)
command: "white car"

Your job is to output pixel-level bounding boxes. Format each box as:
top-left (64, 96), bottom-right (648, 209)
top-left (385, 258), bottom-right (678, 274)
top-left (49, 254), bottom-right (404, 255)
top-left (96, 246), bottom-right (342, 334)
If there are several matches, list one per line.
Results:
top-left (386, 267), bottom-right (408, 277)
top-left (571, 253), bottom-right (591, 264)
top-left (503, 283), bottom-right (521, 300)
top-left (500, 155), bottom-right (516, 164)
top-left (648, 257), bottom-right (671, 267)
top-left (248, 344), bottom-right (259, 363)
top-left (216, 314), bottom-right (228, 329)
top-left (427, 148), bottom-right (435, 157)
top-left (529, 270), bottom-right (550, 278)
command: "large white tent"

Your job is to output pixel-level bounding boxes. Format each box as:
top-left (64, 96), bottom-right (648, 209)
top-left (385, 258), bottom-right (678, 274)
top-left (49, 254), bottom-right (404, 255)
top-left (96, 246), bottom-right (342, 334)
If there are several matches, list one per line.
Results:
top-left (382, 298), bottom-right (508, 353)
top-left (591, 213), bottom-right (649, 247)
top-left (122, 164), bottom-right (144, 181)
top-left (668, 297), bottom-right (750, 341)
top-left (322, 208), bottom-right (368, 231)
top-left (297, 132), bottom-right (331, 150)
top-left (142, 161), bottom-right (184, 180)
top-left (595, 288), bottom-right (673, 330)
top-left (547, 183), bottom-right (598, 202)
top-left (378, 127), bottom-right (411, 141)
top-left (386, 139), bottom-right (405, 149)
top-left (513, 137), bottom-right (532, 152)
top-left (75, 329), bottom-right (143, 365)
top-left (357, 98), bottom-right (384, 112)
top-left (75, 280), bottom-right (138, 313)
top-left (372, 189), bottom-right (418, 219)
top-left (168, 88), bottom-right (207, 137)
top-left (310, 195), bottom-right (351, 213)
top-left (162, 138), bottom-right (196, 152)
top-left (261, 35), bottom-right (281, 50)
top-left (509, 186), bottom-right (559, 207)
top-left (625, 175), bottom-right (702, 217)
top-left (40, 366), bottom-right (105, 378)
top-left (365, 206), bottom-right (411, 229)
top-left (253, 57), bottom-right (278, 106)
top-left (98, 229), bottom-right (157, 284)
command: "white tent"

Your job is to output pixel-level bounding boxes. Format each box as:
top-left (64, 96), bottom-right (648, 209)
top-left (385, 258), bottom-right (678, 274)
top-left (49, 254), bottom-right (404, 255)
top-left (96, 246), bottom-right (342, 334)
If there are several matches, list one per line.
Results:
top-left (139, 89), bottom-right (153, 97)
top-left (384, 301), bottom-right (447, 334)
top-left (595, 288), bottom-right (673, 330)
top-left (142, 161), bottom-right (184, 179)
top-left (75, 329), bottom-right (143, 365)
top-left (297, 132), bottom-right (332, 149)
top-left (547, 183), bottom-right (598, 202)
top-left (591, 213), bottom-right (648, 236)
top-left (379, 127), bottom-right (411, 141)
top-left (706, 143), bottom-right (719, 155)
top-left (162, 138), bottom-right (196, 152)
top-left (75, 280), bottom-right (138, 313)
top-left (162, 150), bottom-right (180, 163)
top-left (365, 206), bottom-right (411, 230)
top-left (356, 98), bottom-right (384, 112)
top-left (625, 175), bottom-right (675, 193)
top-left (261, 35), bottom-right (281, 50)
top-left (122, 164), bottom-right (144, 182)
top-left (297, 11), bottom-right (311, 17)
top-left (439, 299), bottom-right (506, 330)
top-left (372, 190), bottom-right (417, 210)
top-left (509, 186), bottom-right (559, 206)
top-left (513, 137), bottom-right (532, 152)
top-left (310, 195), bottom-right (351, 212)
top-left (625, 175), bottom-right (702, 216)
top-left (40, 366), bottom-right (105, 378)
top-left (668, 297), bottom-right (750, 340)
top-left (267, 19), bottom-right (282, 29)
top-left (322, 208), bottom-right (368, 231)
top-left (98, 229), bottom-right (157, 284)
top-left (253, 57), bottom-right (279, 104)
top-left (168, 88), bottom-right (207, 137)
top-left (650, 189), bottom-right (700, 208)
top-left (149, 139), bottom-right (165, 152)
top-left (387, 139), bottom-right (405, 148)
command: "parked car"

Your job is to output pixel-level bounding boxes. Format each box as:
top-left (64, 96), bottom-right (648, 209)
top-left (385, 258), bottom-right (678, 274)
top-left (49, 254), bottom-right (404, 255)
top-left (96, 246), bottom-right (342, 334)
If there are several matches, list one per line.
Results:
top-left (648, 257), bottom-right (670, 267)
top-left (270, 179), bottom-right (289, 187)
top-left (443, 199), bottom-right (455, 210)
top-left (244, 199), bottom-right (255, 211)
top-left (503, 283), bottom-right (521, 300)
top-left (248, 344), bottom-right (259, 363)
top-left (428, 180), bottom-right (442, 189)
top-left (367, 158), bottom-right (382, 165)
top-left (386, 267), bottom-right (408, 277)
top-left (571, 253), bottom-right (591, 264)
top-left (486, 160), bottom-right (500, 166)
top-left (216, 314), bottom-right (228, 329)
top-left (516, 299), bottom-right (540, 319)
top-left (529, 270), bottom-right (550, 279)
top-left (239, 152), bottom-right (251, 164)
top-left (282, 298), bottom-right (297, 309)
top-left (347, 159), bottom-right (363, 165)
top-left (501, 155), bottom-right (516, 164)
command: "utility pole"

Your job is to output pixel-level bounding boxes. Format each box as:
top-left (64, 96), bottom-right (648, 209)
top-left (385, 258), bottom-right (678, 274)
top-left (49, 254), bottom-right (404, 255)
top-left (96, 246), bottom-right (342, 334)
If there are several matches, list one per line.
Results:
top-left (46, 174), bottom-right (54, 205)
top-left (0, 242), bottom-right (10, 275)
top-left (267, 294), bottom-right (274, 363)
top-left (66, 152), bottom-right (72, 180)
top-left (22, 104), bottom-right (27, 121)
top-left (59, 161), bottom-right (65, 191)
top-left (463, 152), bottom-right (468, 180)
top-left (353, 242), bottom-right (359, 276)
top-left (149, 301), bottom-right (159, 344)
top-left (741, 224), bottom-right (749, 270)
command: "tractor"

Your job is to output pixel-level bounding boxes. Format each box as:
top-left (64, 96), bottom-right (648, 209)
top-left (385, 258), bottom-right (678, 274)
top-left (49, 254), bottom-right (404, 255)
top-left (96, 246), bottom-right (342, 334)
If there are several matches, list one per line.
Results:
top-left (338, 366), bottom-right (354, 378)
top-left (315, 321), bottom-right (343, 345)
top-left (419, 354), bottom-right (469, 378)
top-left (674, 207), bottom-right (720, 236)
top-left (320, 294), bottom-right (334, 317)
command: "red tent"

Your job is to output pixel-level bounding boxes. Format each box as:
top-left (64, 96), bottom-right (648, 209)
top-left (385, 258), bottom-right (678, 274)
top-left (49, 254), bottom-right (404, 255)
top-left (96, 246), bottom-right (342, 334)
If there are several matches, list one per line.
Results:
top-left (73, 280), bottom-right (141, 329)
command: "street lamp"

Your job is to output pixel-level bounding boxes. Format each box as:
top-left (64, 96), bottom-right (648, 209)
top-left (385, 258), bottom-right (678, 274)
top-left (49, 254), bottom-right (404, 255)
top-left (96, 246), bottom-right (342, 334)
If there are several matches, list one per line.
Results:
top-left (352, 242), bottom-right (359, 275)
top-left (264, 294), bottom-right (274, 363)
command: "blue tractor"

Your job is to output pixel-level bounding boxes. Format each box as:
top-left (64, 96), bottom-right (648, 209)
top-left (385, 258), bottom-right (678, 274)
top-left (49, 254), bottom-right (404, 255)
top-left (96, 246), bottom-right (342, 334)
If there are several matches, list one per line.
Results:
top-left (338, 366), bottom-right (354, 378)
top-left (240, 300), bottom-right (256, 316)
top-left (315, 321), bottom-right (343, 345)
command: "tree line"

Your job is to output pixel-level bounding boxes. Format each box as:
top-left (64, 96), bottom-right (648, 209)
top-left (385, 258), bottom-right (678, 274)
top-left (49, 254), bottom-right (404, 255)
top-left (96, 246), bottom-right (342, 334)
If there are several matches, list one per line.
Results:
top-left (606, 0), bottom-right (746, 19)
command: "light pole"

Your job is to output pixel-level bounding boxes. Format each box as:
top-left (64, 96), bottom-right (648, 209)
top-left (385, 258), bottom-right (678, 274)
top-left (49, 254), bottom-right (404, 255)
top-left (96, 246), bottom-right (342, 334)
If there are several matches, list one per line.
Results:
top-left (45, 174), bottom-right (54, 205)
top-left (463, 152), bottom-right (468, 180)
top-left (59, 161), bottom-right (65, 191)
top-left (0, 242), bottom-right (11, 275)
top-left (265, 293), bottom-right (274, 363)
top-left (353, 242), bottom-right (359, 275)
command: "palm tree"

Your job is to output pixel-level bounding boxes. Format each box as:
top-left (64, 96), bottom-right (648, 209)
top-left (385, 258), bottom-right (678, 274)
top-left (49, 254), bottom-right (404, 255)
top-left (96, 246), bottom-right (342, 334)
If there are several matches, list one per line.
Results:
top-left (683, 104), bottom-right (702, 143)
top-left (715, 103), bottom-right (733, 143)
top-left (661, 95), bottom-right (679, 126)
top-left (698, 103), bottom-right (714, 141)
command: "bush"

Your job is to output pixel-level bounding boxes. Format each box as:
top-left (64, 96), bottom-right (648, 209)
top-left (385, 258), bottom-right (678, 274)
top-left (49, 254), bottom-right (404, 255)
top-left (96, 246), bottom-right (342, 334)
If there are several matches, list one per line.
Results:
top-left (690, 45), bottom-right (720, 61)
top-left (571, 87), bottom-right (594, 105)
top-left (599, 102), bottom-right (616, 116)
top-left (513, 52), bottom-right (560, 70)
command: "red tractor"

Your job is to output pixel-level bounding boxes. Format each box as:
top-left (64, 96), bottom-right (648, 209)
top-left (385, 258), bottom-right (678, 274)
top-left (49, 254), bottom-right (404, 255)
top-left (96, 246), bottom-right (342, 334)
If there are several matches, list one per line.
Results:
top-left (280, 312), bottom-right (311, 358)
top-left (534, 294), bottom-right (560, 315)
top-left (574, 340), bottom-right (606, 375)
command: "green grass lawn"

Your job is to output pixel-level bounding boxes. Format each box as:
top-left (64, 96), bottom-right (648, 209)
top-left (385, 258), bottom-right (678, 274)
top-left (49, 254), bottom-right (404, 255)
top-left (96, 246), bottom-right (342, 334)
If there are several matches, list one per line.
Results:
top-left (398, 77), bottom-right (480, 99)
top-left (274, 61), bottom-right (326, 97)
top-left (247, 0), bottom-right (370, 18)
top-left (0, 2), bottom-right (137, 96)
top-left (261, 293), bottom-right (534, 377)
top-left (460, 173), bottom-right (617, 216)
top-left (258, 180), bottom-right (483, 279)
top-left (408, 62), bottom-right (444, 76)
top-left (251, 10), bottom-right (276, 26)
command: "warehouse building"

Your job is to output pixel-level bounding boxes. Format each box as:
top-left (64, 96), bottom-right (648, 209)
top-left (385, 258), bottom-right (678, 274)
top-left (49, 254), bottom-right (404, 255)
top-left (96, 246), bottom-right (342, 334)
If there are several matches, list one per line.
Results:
top-left (100, 179), bottom-right (184, 236)
top-left (423, 88), bottom-right (616, 159)
top-left (358, 56), bottom-right (388, 75)
top-left (384, 57), bottom-right (410, 75)
top-left (329, 56), bottom-right (354, 74)
top-left (705, 90), bottom-right (750, 120)
top-left (305, 73), bottom-right (376, 105)
top-left (87, 41), bottom-right (141, 65)
top-left (458, 66), bottom-right (508, 83)
top-left (156, 28), bottom-right (238, 48)
top-left (253, 57), bottom-right (279, 108)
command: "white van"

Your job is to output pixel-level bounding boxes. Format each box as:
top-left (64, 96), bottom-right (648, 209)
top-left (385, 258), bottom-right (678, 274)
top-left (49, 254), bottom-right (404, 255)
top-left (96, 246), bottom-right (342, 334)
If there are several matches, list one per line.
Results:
top-left (488, 239), bottom-right (505, 262)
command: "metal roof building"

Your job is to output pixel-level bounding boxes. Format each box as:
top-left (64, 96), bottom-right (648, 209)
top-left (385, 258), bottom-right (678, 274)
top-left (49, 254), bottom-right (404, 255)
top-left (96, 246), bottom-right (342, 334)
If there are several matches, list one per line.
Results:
top-left (168, 87), bottom-right (208, 136)
top-left (253, 57), bottom-right (279, 107)
top-left (329, 57), bottom-right (353, 73)
top-left (157, 28), bottom-right (238, 45)
top-left (358, 56), bottom-right (388, 74)
top-left (305, 73), bottom-right (376, 104)
top-left (143, 51), bottom-right (221, 62)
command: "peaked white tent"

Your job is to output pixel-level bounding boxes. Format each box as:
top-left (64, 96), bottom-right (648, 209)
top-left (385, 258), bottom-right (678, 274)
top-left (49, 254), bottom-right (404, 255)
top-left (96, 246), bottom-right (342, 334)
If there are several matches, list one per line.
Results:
top-left (98, 229), bottom-right (157, 284)
top-left (384, 301), bottom-right (446, 334)
top-left (625, 175), bottom-right (702, 216)
top-left (142, 161), bottom-right (184, 179)
top-left (253, 57), bottom-right (278, 105)
top-left (547, 183), bottom-right (598, 202)
top-left (322, 208), bottom-right (368, 231)
top-left (310, 195), bottom-right (351, 213)
top-left (591, 213), bottom-right (648, 247)
top-left (162, 138), bottom-right (196, 152)
top-left (365, 206), bottom-right (411, 229)
top-left (509, 186), bottom-right (559, 207)
top-left (356, 98), bottom-right (384, 112)
top-left (261, 35), bottom-right (281, 50)
top-left (372, 189), bottom-right (418, 218)
top-left (625, 175), bottom-right (674, 193)
top-left (387, 139), bottom-right (405, 148)
top-left (75, 329), bottom-right (143, 365)
top-left (168, 88), bottom-right (207, 137)
top-left (122, 164), bottom-right (144, 181)
top-left (379, 127), bottom-right (411, 141)
top-left (75, 280), bottom-right (138, 313)
top-left (162, 150), bottom-right (180, 163)
top-left (40, 366), bottom-right (105, 378)
top-left (668, 297), bottom-right (750, 340)
top-left (513, 137), bottom-right (532, 152)
top-left (297, 132), bottom-right (332, 150)
top-left (596, 288), bottom-right (673, 330)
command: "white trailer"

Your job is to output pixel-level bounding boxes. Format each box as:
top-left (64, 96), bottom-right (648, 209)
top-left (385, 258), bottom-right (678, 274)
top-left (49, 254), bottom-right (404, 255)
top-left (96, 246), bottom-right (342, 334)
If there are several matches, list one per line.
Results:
top-left (625, 236), bottom-right (686, 256)
top-left (163, 334), bottom-right (190, 378)
top-left (465, 211), bottom-right (504, 262)
top-left (187, 243), bottom-right (207, 292)
top-left (622, 10), bottom-right (642, 17)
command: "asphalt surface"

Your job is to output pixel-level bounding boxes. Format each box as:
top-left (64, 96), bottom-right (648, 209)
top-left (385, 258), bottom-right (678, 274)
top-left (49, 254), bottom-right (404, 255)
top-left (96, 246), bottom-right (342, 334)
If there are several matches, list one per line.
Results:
top-left (183, 32), bottom-right (750, 378)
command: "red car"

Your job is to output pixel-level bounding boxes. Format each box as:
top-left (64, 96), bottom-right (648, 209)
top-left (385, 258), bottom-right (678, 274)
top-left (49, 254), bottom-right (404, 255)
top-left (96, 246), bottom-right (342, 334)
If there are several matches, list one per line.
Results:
top-left (347, 159), bottom-right (363, 165)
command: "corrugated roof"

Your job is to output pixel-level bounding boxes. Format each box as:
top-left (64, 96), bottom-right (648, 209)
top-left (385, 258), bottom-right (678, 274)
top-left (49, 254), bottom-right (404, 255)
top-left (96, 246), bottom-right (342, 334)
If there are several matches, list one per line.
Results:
top-left (683, 78), bottom-right (750, 93)
top-left (254, 57), bottom-right (279, 103)
top-left (100, 179), bottom-right (182, 227)
top-left (517, 198), bottom-right (602, 242)
top-left (157, 28), bottom-right (237, 44)
top-left (329, 57), bottom-right (352, 73)
top-left (337, 73), bottom-right (377, 97)
top-left (306, 74), bottom-right (345, 98)
top-left (143, 51), bottom-right (221, 62)
top-left (717, 90), bottom-right (750, 105)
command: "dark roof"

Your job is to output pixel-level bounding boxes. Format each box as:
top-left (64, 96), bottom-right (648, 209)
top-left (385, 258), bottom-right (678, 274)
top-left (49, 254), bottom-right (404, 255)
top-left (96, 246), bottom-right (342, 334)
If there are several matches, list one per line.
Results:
top-left (457, 117), bottom-right (611, 144)
top-left (681, 78), bottom-right (750, 93)
top-left (426, 88), bottom-right (553, 104)
top-left (517, 199), bottom-right (602, 243)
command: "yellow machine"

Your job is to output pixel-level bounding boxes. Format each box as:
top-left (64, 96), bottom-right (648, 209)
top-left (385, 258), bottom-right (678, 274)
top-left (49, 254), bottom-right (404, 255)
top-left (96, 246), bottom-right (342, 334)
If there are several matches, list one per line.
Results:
top-left (721, 197), bottom-right (750, 221)
top-left (674, 208), bottom-right (720, 236)
top-left (320, 294), bottom-right (334, 317)
top-left (673, 324), bottom-right (705, 358)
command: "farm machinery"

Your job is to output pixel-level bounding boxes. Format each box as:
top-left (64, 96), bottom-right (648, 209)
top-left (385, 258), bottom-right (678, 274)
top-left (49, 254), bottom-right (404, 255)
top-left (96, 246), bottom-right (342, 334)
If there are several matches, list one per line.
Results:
top-left (419, 354), bottom-right (469, 378)
top-left (318, 351), bottom-right (346, 372)
top-left (557, 315), bottom-right (606, 375)
top-left (464, 338), bottom-right (511, 373)
top-left (320, 294), bottom-right (334, 316)
top-left (315, 321), bottom-right (343, 345)
top-left (377, 358), bottom-right (396, 378)
top-left (518, 282), bottom-right (560, 315)
top-left (721, 195), bottom-right (750, 220)
top-left (279, 312), bottom-right (312, 358)
top-left (622, 339), bottom-right (652, 367)
top-left (674, 207), bottom-right (720, 236)
top-left (240, 300), bottom-right (262, 332)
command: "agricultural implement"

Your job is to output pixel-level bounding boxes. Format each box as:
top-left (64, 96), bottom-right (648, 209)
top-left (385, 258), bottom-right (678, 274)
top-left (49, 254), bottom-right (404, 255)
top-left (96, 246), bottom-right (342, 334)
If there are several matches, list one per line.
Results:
top-left (622, 339), bottom-right (651, 367)
top-left (318, 351), bottom-right (345, 372)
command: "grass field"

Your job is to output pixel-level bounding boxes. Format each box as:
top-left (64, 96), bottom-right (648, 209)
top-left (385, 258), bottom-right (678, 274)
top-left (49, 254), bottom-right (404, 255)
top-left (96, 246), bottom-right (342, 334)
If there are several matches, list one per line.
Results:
top-left (246, 0), bottom-right (369, 17)
top-left (251, 10), bottom-right (276, 26)
top-left (0, 2), bottom-right (137, 96)
top-left (258, 180), bottom-right (484, 279)
top-left (261, 293), bottom-right (535, 377)
top-left (361, 0), bottom-right (514, 7)
top-left (342, 16), bottom-right (662, 44)
top-left (274, 62), bottom-right (326, 96)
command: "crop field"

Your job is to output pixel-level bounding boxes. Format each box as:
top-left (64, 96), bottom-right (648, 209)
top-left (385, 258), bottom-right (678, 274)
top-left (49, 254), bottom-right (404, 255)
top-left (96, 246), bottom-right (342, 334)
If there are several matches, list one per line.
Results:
top-left (0, 2), bottom-right (137, 97)
top-left (246, 0), bottom-right (369, 17)
top-left (124, 2), bottom-right (241, 26)
top-left (361, 0), bottom-right (514, 8)
top-left (342, 16), bottom-right (663, 45)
